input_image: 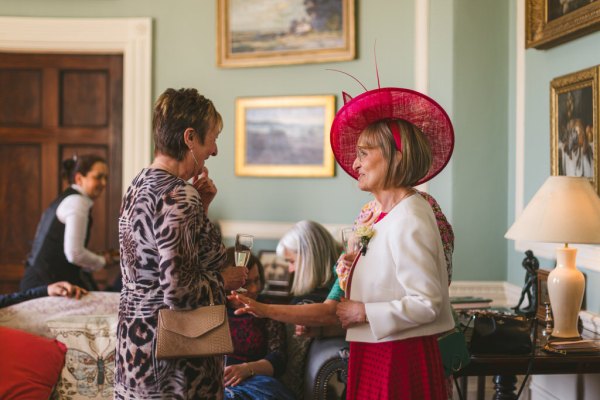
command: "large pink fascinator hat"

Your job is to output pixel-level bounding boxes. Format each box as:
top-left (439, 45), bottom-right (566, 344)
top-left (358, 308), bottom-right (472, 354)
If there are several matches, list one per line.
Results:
top-left (330, 79), bottom-right (455, 185)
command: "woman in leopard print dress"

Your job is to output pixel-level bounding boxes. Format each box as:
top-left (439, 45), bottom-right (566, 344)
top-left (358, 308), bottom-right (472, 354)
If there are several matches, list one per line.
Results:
top-left (115, 88), bottom-right (229, 399)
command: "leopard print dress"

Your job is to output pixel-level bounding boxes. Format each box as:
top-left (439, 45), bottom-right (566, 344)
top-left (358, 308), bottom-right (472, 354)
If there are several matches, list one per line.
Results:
top-left (114, 168), bottom-right (226, 399)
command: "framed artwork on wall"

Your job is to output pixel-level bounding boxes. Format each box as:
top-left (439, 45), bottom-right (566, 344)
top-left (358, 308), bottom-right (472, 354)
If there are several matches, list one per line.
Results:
top-left (526, 0), bottom-right (600, 49)
top-left (217, 0), bottom-right (355, 68)
top-left (550, 65), bottom-right (599, 194)
top-left (235, 95), bottom-right (335, 177)
top-left (258, 250), bottom-right (291, 297)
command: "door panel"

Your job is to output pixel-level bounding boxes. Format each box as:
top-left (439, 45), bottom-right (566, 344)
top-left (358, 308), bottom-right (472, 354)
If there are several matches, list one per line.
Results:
top-left (0, 144), bottom-right (42, 262)
top-left (0, 69), bottom-right (43, 126)
top-left (0, 53), bottom-right (123, 293)
top-left (61, 70), bottom-right (109, 127)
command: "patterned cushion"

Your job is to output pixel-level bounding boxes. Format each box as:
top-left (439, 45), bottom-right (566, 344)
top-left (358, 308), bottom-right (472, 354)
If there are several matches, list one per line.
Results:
top-left (0, 292), bottom-right (119, 338)
top-left (48, 314), bottom-right (118, 400)
top-left (280, 324), bottom-right (313, 399)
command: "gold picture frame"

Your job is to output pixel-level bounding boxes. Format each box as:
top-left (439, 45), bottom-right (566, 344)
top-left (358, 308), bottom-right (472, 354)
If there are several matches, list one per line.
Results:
top-left (550, 66), bottom-right (599, 194)
top-left (235, 95), bottom-right (335, 178)
top-left (536, 268), bottom-right (550, 321)
top-left (526, 0), bottom-right (600, 49)
top-left (217, 0), bottom-right (355, 68)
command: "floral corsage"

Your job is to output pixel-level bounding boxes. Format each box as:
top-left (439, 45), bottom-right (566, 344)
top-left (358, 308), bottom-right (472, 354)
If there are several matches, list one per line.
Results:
top-left (354, 225), bottom-right (375, 255)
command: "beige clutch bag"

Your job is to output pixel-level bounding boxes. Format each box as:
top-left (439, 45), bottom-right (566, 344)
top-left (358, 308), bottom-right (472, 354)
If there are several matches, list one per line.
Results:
top-left (156, 287), bottom-right (233, 359)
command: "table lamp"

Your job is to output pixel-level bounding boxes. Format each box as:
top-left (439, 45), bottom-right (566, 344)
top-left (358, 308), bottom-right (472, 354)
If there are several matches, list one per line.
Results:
top-left (505, 176), bottom-right (600, 339)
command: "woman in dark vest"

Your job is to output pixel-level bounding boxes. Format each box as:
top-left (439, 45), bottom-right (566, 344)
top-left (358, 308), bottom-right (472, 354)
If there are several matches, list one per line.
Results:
top-left (20, 154), bottom-right (111, 291)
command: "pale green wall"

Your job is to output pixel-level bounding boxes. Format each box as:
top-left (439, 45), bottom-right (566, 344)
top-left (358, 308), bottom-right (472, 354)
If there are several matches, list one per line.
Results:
top-left (505, 2), bottom-right (600, 313)
top-left (3, 0), bottom-right (598, 311)
top-left (450, 0), bottom-right (509, 281)
top-left (0, 1), bottom-right (510, 281)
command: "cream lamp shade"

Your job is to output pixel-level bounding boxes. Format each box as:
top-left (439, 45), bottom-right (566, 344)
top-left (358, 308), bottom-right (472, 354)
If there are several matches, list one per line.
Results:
top-left (505, 176), bottom-right (600, 339)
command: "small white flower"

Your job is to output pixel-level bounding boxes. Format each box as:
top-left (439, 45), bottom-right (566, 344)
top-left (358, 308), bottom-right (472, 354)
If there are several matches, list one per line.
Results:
top-left (355, 226), bottom-right (375, 255)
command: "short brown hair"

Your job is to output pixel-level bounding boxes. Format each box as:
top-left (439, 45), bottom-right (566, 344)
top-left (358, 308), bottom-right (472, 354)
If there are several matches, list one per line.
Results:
top-left (152, 88), bottom-right (223, 160)
top-left (359, 119), bottom-right (432, 188)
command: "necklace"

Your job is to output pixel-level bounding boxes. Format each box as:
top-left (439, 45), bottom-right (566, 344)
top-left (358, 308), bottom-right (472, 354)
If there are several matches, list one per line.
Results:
top-left (151, 162), bottom-right (178, 178)
top-left (382, 188), bottom-right (415, 213)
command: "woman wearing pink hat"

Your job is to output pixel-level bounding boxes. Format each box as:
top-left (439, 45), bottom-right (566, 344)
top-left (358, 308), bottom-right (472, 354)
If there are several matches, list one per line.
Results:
top-left (331, 87), bottom-right (455, 399)
top-left (233, 85), bottom-right (456, 399)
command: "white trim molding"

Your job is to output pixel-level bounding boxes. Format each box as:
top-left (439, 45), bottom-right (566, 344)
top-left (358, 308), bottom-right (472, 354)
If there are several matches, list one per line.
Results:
top-left (414, 0), bottom-right (429, 95)
top-left (515, 0), bottom-right (526, 215)
top-left (413, 0), bottom-right (430, 194)
top-left (449, 280), bottom-right (521, 308)
top-left (0, 17), bottom-right (153, 193)
top-left (513, 241), bottom-right (600, 272)
top-left (450, 280), bottom-right (600, 334)
top-left (218, 219), bottom-right (348, 241)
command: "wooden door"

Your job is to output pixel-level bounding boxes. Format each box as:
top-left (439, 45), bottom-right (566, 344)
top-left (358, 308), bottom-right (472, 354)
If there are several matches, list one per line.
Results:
top-left (0, 53), bottom-right (123, 293)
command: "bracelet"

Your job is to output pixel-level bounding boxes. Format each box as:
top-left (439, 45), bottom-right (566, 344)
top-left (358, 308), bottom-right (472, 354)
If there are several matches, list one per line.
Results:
top-left (247, 363), bottom-right (255, 377)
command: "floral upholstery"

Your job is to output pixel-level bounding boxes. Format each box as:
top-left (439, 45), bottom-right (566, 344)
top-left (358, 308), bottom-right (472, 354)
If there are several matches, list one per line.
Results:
top-left (0, 292), bottom-right (119, 338)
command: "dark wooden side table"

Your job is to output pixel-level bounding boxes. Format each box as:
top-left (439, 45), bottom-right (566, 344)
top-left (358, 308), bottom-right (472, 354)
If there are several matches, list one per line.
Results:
top-left (455, 325), bottom-right (600, 399)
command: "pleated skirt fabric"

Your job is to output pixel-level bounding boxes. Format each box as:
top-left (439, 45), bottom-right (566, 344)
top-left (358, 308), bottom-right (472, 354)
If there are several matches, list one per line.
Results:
top-left (346, 334), bottom-right (448, 400)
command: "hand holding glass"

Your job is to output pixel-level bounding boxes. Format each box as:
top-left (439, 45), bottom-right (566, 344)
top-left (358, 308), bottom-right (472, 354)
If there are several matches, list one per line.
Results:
top-left (234, 234), bottom-right (254, 293)
top-left (341, 227), bottom-right (360, 256)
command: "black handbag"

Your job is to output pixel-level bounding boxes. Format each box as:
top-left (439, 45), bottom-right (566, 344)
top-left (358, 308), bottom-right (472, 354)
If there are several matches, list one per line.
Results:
top-left (469, 312), bottom-right (533, 355)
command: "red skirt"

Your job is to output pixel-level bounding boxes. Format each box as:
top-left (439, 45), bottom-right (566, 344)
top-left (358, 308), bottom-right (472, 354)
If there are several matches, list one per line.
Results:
top-left (346, 335), bottom-right (447, 400)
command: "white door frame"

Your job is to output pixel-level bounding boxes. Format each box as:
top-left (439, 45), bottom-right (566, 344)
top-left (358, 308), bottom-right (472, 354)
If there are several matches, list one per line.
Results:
top-left (0, 16), bottom-right (153, 193)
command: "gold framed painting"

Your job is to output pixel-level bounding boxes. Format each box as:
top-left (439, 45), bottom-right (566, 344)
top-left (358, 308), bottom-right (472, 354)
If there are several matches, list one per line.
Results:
top-left (235, 95), bottom-right (335, 178)
top-left (217, 0), bottom-right (355, 68)
top-left (526, 0), bottom-right (600, 49)
top-left (550, 66), bottom-right (599, 194)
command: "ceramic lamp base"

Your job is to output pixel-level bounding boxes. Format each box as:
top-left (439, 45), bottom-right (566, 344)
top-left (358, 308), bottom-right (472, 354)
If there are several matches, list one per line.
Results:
top-left (547, 246), bottom-right (585, 339)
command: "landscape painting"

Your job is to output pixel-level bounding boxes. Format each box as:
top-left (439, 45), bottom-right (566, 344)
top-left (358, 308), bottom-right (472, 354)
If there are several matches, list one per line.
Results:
top-left (235, 95), bottom-right (335, 177)
top-left (217, 0), bottom-right (355, 67)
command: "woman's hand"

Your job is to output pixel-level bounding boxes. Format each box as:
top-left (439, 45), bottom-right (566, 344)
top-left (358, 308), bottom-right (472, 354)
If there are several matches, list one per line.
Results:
top-left (335, 252), bottom-right (358, 292)
top-left (221, 266), bottom-right (248, 292)
top-left (103, 250), bottom-right (119, 267)
top-left (295, 325), bottom-right (322, 337)
top-left (192, 167), bottom-right (217, 212)
top-left (341, 252), bottom-right (358, 268)
top-left (47, 281), bottom-right (88, 299)
top-left (224, 363), bottom-right (254, 387)
top-left (230, 292), bottom-right (269, 317)
top-left (336, 298), bottom-right (367, 329)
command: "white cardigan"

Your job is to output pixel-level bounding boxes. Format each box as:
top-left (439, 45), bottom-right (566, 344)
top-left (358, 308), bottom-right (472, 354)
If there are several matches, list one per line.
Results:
top-left (346, 193), bottom-right (455, 343)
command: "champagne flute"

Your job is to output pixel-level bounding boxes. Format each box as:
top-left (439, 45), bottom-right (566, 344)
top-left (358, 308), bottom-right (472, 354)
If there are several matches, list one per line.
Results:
top-left (234, 234), bottom-right (254, 293)
top-left (341, 227), bottom-right (360, 256)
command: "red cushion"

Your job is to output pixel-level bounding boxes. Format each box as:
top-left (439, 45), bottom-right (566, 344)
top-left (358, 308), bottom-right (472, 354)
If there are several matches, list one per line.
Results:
top-left (0, 326), bottom-right (67, 400)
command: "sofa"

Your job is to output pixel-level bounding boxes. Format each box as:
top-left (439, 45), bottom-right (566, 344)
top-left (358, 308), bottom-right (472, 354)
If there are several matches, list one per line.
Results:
top-left (0, 292), bottom-right (348, 400)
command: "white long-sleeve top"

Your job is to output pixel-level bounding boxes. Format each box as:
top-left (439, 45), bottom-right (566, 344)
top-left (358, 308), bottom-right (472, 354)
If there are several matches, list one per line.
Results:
top-left (347, 193), bottom-right (454, 343)
top-left (55, 184), bottom-right (105, 272)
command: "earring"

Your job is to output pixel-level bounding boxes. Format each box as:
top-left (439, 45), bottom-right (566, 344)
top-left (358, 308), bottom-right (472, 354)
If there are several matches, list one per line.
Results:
top-left (190, 146), bottom-right (200, 167)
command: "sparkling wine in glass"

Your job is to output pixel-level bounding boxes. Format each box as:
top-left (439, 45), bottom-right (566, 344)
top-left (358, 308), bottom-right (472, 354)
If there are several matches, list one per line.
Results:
top-left (341, 227), bottom-right (360, 256)
top-left (234, 234), bottom-right (254, 293)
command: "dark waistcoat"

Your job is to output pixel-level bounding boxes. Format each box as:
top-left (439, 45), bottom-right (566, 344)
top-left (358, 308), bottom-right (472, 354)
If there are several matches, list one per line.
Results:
top-left (20, 187), bottom-right (98, 291)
